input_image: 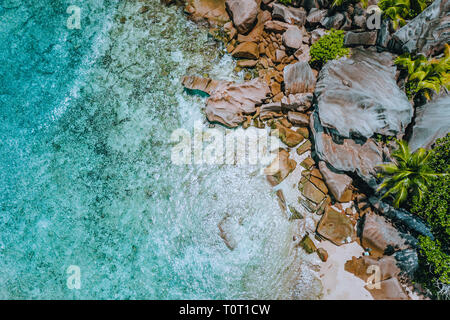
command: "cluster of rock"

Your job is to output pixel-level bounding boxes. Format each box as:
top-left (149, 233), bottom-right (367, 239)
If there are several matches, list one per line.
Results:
top-left (175, 0), bottom-right (448, 300)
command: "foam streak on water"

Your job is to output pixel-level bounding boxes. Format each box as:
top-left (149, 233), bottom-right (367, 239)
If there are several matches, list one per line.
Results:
top-left (0, 0), bottom-right (320, 299)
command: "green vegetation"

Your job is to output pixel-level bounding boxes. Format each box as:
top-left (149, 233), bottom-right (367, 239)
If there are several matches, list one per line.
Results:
top-left (395, 44), bottom-right (450, 100)
top-left (379, 0), bottom-right (428, 29)
top-left (414, 176), bottom-right (450, 247)
top-left (332, 0), bottom-right (368, 7)
top-left (278, 0), bottom-right (292, 4)
top-left (377, 139), bottom-right (443, 208)
top-left (309, 29), bottom-right (349, 68)
top-left (418, 237), bottom-right (450, 285)
top-left (411, 134), bottom-right (450, 297)
top-left (375, 133), bottom-right (395, 144)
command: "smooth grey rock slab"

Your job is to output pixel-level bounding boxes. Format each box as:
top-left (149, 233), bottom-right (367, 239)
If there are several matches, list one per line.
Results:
top-left (409, 94), bottom-right (450, 152)
top-left (315, 48), bottom-right (412, 138)
top-left (392, 0), bottom-right (450, 56)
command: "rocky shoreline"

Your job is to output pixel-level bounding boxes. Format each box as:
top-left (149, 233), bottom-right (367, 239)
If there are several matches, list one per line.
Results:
top-left (161, 0), bottom-right (449, 299)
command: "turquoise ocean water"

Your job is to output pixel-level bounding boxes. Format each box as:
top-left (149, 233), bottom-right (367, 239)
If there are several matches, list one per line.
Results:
top-left (0, 0), bottom-right (317, 299)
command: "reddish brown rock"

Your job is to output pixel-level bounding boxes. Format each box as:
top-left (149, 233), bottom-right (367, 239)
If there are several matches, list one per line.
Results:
top-left (276, 189), bottom-right (287, 212)
top-left (344, 255), bottom-right (401, 283)
top-left (300, 156), bottom-right (315, 170)
top-left (300, 180), bottom-right (326, 204)
top-left (296, 140), bottom-right (311, 155)
top-left (260, 102), bottom-right (283, 120)
top-left (139, 6), bottom-right (150, 14)
top-left (264, 149), bottom-right (297, 184)
top-left (274, 49), bottom-right (287, 63)
top-left (185, 0), bottom-right (230, 26)
top-left (237, 59), bottom-right (258, 68)
top-left (319, 161), bottom-right (353, 203)
top-left (287, 111), bottom-right (309, 127)
top-left (317, 206), bottom-right (355, 246)
top-left (232, 41), bottom-right (259, 60)
top-left (362, 211), bottom-right (409, 255)
top-left (270, 81), bottom-right (281, 96)
top-left (300, 234), bottom-right (317, 254)
top-left (297, 127), bottom-right (309, 139)
top-left (366, 277), bottom-right (409, 300)
top-left (264, 20), bottom-right (291, 33)
top-left (225, 0), bottom-right (259, 34)
top-left (218, 215), bottom-right (237, 250)
top-left (317, 247), bottom-right (328, 262)
top-left (238, 10), bottom-right (272, 42)
top-left (272, 92), bottom-right (285, 103)
top-left (205, 78), bottom-right (270, 127)
top-left (284, 61), bottom-right (316, 95)
top-left (278, 117), bottom-right (292, 129)
top-left (181, 76), bottom-right (228, 95)
top-left (272, 3), bottom-right (307, 26)
top-left (281, 93), bottom-right (313, 112)
top-left (272, 122), bottom-right (304, 147)
top-left (310, 176), bottom-right (328, 194)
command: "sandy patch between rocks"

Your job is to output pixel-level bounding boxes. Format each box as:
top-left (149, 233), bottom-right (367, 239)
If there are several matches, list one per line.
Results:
top-left (319, 241), bottom-right (373, 300)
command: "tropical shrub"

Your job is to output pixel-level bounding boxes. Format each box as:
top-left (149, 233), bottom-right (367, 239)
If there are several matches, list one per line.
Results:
top-left (418, 236), bottom-right (450, 285)
top-left (395, 44), bottom-right (450, 100)
top-left (379, 0), bottom-right (428, 29)
top-left (332, 0), bottom-right (368, 7)
top-left (427, 132), bottom-right (450, 173)
top-left (413, 176), bottom-right (450, 245)
top-left (377, 139), bottom-right (443, 208)
top-left (310, 29), bottom-right (349, 68)
top-left (411, 134), bottom-right (450, 298)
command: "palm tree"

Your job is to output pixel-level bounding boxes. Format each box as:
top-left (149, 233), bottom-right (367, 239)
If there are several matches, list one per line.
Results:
top-left (377, 140), bottom-right (445, 208)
